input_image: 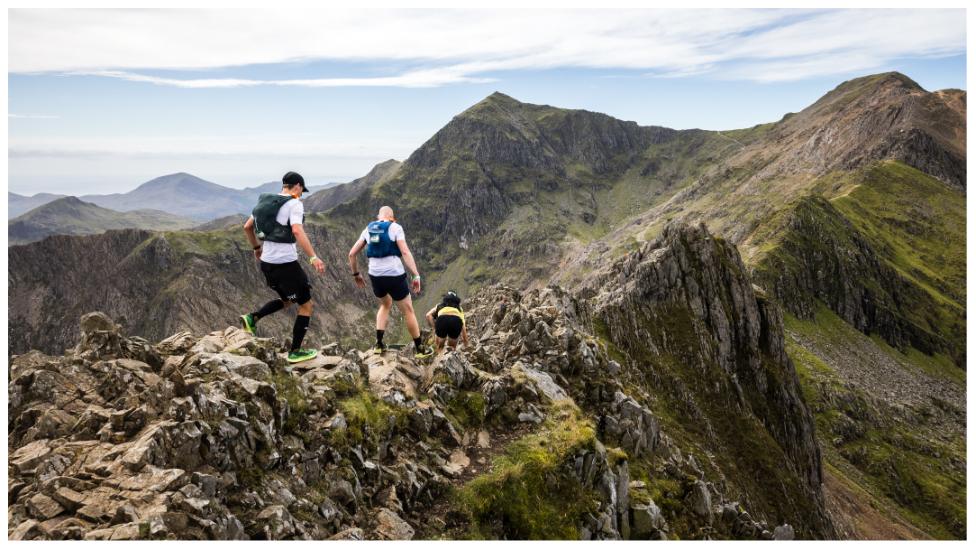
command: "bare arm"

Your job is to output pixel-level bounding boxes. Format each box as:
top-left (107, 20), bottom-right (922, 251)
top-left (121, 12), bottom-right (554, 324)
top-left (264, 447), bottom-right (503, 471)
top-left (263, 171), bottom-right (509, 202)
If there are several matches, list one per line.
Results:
top-left (425, 306), bottom-right (437, 328)
top-left (243, 217), bottom-right (261, 260)
top-left (462, 324), bottom-right (469, 347)
top-left (396, 237), bottom-right (422, 293)
top-left (348, 238), bottom-right (367, 288)
top-left (292, 224), bottom-right (324, 273)
top-left (243, 217), bottom-right (258, 245)
top-left (348, 238), bottom-right (366, 273)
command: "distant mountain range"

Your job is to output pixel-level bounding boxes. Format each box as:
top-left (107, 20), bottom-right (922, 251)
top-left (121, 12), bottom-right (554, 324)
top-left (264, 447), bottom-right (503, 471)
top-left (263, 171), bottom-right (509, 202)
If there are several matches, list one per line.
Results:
top-left (8, 196), bottom-right (195, 246)
top-left (8, 175), bottom-right (332, 222)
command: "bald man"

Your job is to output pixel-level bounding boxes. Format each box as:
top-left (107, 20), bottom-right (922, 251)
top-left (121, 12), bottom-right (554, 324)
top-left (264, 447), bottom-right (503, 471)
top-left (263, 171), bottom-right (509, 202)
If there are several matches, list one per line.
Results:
top-left (348, 206), bottom-right (433, 359)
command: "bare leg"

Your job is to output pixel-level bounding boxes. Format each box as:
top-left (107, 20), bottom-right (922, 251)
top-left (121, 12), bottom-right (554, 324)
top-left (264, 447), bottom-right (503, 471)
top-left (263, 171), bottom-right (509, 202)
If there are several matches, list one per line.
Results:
top-left (435, 336), bottom-right (445, 354)
top-left (376, 295), bottom-right (393, 331)
top-left (298, 300), bottom-right (313, 316)
top-left (394, 295), bottom-right (421, 339)
top-left (447, 337), bottom-right (458, 350)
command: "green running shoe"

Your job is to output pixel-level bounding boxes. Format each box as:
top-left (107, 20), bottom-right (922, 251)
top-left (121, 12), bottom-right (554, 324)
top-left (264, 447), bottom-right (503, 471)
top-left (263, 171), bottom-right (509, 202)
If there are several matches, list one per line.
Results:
top-left (240, 313), bottom-right (256, 335)
top-left (414, 344), bottom-right (433, 360)
top-left (287, 349), bottom-right (318, 364)
top-left (373, 342), bottom-right (387, 354)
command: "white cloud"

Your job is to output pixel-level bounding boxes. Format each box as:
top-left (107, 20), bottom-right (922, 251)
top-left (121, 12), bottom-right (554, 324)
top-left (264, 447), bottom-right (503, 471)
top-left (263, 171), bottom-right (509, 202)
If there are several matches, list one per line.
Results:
top-left (9, 113), bottom-right (60, 119)
top-left (76, 68), bottom-right (495, 88)
top-left (8, 8), bottom-right (965, 86)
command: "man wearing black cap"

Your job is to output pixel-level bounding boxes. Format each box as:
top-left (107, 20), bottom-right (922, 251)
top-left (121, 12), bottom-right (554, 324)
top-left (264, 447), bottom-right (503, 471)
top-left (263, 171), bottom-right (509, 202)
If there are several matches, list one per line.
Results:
top-left (240, 171), bottom-right (325, 363)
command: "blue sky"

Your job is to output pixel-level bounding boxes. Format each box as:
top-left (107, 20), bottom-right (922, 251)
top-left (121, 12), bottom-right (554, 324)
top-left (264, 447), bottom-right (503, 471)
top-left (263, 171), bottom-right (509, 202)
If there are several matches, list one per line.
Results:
top-left (8, 8), bottom-right (967, 195)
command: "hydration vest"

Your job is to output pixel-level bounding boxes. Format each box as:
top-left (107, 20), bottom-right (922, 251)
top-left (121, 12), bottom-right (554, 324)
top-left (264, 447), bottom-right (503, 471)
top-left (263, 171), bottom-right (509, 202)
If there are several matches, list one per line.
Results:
top-left (252, 193), bottom-right (300, 243)
top-left (365, 220), bottom-right (401, 258)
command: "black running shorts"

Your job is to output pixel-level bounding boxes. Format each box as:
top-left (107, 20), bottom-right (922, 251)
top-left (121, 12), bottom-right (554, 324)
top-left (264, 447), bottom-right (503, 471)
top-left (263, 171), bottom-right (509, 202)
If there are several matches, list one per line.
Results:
top-left (261, 261), bottom-right (312, 305)
top-left (435, 315), bottom-right (463, 339)
top-left (369, 273), bottom-right (410, 301)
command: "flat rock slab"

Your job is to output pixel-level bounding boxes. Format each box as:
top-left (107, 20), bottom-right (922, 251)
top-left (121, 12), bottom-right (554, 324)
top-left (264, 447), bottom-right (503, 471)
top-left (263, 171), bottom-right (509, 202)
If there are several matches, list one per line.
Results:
top-left (288, 354), bottom-right (343, 372)
top-left (367, 354), bottom-right (419, 400)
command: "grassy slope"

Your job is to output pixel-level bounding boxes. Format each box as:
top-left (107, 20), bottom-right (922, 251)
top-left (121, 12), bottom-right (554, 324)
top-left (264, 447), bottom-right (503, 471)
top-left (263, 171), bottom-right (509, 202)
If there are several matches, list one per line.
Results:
top-left (748, 161), bottom-right (965, 364)
top-left (744, 161), bottom-right (966, 538)
top-left (785, 304), bottom-right (965, 539)
top-left (819, 161), bottom-right (965, 308)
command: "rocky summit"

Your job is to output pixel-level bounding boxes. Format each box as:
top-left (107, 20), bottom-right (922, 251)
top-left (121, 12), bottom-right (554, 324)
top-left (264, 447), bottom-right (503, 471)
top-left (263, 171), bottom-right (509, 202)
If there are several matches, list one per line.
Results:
top-left (10, 224), bottom-right (821, 540)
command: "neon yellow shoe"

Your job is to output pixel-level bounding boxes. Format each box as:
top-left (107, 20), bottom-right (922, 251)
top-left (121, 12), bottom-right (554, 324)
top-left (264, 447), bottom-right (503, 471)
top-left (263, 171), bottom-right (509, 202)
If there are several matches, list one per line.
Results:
top-left (414, 344), bottom-right (433, 360)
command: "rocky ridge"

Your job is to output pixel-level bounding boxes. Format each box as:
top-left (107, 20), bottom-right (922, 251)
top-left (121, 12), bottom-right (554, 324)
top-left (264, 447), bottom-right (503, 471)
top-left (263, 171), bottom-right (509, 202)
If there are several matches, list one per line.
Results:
top-left (8, 224), bottom-right (821, 540)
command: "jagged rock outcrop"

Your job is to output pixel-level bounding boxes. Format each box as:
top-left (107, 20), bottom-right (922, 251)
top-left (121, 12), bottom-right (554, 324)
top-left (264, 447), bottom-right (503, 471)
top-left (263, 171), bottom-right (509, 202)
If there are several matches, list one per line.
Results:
top-left (9, 224), bottom-right (817, 540)
top-left (580, 222), bottom-right (830, 536)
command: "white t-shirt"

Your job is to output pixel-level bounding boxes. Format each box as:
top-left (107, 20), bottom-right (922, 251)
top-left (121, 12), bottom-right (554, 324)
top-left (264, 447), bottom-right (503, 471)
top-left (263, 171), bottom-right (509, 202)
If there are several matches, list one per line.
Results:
top-left (360, 222), bottom-right (406, 277)
top-left (256, 195), bottom-right (304, 264)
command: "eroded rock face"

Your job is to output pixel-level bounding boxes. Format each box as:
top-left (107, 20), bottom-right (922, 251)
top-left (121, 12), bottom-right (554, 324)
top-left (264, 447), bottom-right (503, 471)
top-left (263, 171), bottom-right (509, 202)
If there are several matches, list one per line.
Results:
top-left (581, 222), bottom-right (830, 536)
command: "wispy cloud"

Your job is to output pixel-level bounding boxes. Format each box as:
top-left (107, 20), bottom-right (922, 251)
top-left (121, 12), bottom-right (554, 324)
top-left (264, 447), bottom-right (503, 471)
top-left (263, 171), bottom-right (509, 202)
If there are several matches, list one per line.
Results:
top-left (9, 9), bottom-right (965, 86)
top-left (8, 135), bottom-right (417, 160)
top-left (9, 113), bottom-right (59, 119)
top-left (75, 68), bottom-right (495, 89)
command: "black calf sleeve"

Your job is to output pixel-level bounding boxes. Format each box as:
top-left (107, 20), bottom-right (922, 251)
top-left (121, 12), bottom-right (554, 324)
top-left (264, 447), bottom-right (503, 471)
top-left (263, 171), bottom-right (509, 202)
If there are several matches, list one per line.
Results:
top-left (252, 299), bottom-right (285, 322)
top-left (291, 315), bottom-right (311, 351)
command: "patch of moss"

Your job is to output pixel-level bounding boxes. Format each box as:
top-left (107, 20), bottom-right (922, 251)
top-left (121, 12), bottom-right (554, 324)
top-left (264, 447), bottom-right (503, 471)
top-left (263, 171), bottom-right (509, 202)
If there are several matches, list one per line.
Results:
top-left (445, 390), bottom-right (487, 429)
top-left (457, 400), bottom-right (599, 539)
top-left (338, 383), bottom-right (407, 448)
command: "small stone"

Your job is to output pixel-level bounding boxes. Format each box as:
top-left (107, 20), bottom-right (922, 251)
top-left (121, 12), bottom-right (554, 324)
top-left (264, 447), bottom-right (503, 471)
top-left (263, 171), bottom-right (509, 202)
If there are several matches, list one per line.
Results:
top-left (329, 527), bottom-right (364, 540)
top-left (10, 519), bottom-right (43, 540)
top-left (27, 493), bottom-right (65, 520)
top-left (373, 507), bottom-right (415, 540)
top-left (53, 486), bottom-right (87, 511)
top-left (773, 524), bottom-right (795, 540)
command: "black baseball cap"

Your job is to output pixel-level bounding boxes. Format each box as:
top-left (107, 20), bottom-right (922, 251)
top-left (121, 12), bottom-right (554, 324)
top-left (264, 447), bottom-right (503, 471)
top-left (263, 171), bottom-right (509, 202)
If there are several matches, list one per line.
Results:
top-left (282, 171), bottom-right (308, 193)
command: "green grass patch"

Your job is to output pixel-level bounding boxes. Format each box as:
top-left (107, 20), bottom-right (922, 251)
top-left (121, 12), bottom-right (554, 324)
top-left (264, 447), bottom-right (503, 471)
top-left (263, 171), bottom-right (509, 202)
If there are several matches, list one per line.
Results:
top-left (444, 390), bottom-right (487, 429)
top-left (337, 383), bottom-right (407, 448)
top-left (456, 400), bottom-right (599, 539)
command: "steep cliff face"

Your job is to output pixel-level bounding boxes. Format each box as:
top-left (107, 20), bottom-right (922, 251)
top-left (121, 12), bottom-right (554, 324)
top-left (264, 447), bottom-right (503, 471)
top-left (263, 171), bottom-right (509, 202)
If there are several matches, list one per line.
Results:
top-left (580, 223), bottom-right (829, 535)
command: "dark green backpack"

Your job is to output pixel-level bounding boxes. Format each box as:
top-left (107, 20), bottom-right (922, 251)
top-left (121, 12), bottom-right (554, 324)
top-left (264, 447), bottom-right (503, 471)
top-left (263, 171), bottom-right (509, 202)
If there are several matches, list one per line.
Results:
top-left (252, 193), bottom-right (298, 243)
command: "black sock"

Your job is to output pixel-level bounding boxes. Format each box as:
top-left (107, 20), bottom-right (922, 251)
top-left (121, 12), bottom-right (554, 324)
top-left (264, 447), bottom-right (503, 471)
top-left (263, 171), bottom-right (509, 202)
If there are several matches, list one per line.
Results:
top-left (376, 329), bottom-right (385, 346)
top-left (414, 337), bottom-right (423, 349)
top-left (252, 299), bottom-right (284, 323)
top-left (291, 315), bottom-right (311, 352)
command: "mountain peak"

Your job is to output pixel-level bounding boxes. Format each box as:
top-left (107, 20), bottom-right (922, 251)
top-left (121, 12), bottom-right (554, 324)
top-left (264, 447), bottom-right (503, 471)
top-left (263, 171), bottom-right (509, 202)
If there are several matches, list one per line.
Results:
top-left (459, 91), bottom-right (526, 118)
top-left (813, 71), bottom-right (925, 110)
